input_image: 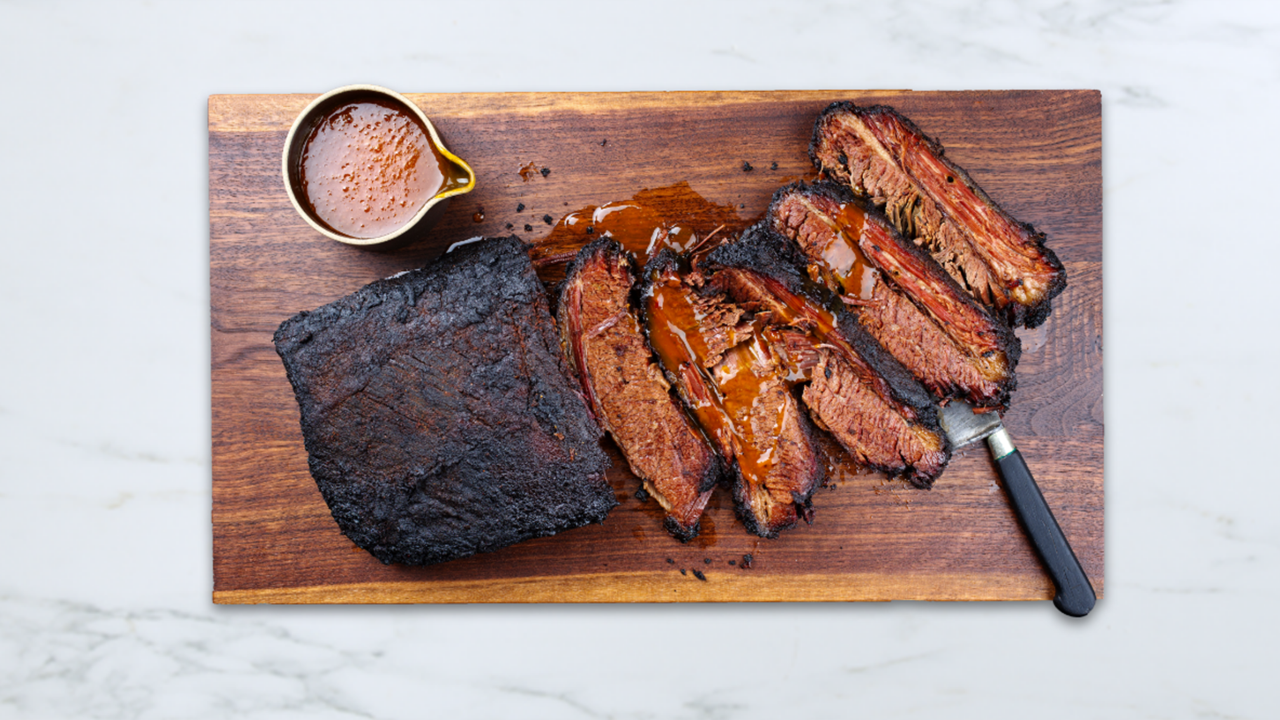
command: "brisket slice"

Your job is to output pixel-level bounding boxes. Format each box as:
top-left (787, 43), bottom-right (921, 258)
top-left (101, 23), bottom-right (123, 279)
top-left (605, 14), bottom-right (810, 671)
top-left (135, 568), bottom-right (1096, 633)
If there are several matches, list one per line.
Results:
top-left (641, 251), bottom-right (824, 538)
top-left (810, 102), bottom-right (1066, 328)
top-left (705, 226), bottom-right (950, 486)
top-left (768, 181), bottom-right (1020, 410)
top-left (273, 236), bottom-right (616, 566)
top-left (556, 239), bottom-right (719, 541)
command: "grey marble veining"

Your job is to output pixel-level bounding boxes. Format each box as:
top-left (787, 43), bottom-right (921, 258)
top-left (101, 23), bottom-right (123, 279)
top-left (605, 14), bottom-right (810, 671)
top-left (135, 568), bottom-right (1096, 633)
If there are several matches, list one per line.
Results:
top-left (3, 0), bottom-right (1279, 717)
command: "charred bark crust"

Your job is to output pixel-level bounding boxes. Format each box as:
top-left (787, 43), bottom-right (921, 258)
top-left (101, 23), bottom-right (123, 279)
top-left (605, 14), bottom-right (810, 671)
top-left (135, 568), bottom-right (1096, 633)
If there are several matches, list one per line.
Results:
top-left (274, 236), bottom-right (616, 566)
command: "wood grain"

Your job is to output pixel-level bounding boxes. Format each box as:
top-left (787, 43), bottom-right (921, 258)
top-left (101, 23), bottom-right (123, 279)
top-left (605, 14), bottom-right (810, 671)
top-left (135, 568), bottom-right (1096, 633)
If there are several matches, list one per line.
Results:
top-left (210, 90), bottom-right (1102, 604)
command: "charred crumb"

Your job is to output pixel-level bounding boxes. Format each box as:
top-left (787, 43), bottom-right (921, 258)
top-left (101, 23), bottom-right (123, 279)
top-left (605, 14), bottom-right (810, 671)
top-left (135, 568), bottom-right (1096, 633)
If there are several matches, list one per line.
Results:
top-left (505, 223), bottom-right (513, 230)
top-left (600, 139), bottom-right (608, 146)
top-left (586, 226), bottom-right (595, 234)
top-left (703, 558), bottom-right (712, 565)
top-left (692, 569), bottom-right (707, 581)
top-left (543, 214), bottom-right (553, 225)
top-left (634, 486), bottom-right (650, 502)
top-left (728, 559), bottom-right (736, 566)
top-left (741, 161), bottom-right (754, 172)
top-left (679, 568), bottom-right (687, 576)
top-left (741, 553), bottom-right (754, 569)
top-left (770, 161), bottom-right (778, 171)
top-left (524, 224), bottom-right (533, 232)
top-left (541, 167), bottom-right (551, 178)
top-left (739, 204), bottom-right (745, 210)
top-left (666, 557), bottom-right (675, 564)
top-left (516, 203), bottom-right (525, 213)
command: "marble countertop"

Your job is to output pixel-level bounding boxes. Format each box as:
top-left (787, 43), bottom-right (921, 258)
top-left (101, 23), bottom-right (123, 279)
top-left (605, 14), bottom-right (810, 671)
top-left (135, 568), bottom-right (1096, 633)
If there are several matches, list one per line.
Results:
top-left (3, 1), bottom-right (1276, 717)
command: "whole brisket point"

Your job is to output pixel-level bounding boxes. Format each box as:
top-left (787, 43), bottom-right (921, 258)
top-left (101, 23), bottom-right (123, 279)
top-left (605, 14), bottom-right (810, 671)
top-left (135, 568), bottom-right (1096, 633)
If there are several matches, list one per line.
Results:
top-left (273, 236), bottom-right (616, 566)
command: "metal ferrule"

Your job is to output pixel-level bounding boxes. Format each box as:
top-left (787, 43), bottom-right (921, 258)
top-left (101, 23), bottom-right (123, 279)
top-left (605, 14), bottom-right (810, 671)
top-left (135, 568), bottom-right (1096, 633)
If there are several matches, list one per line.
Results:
top-left (986, 426), bottom-right (1016, 460)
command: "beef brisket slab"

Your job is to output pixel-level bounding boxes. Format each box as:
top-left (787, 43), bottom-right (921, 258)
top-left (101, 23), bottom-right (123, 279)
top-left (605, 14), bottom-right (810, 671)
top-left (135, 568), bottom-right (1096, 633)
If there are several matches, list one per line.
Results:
top-left (767, 181), bottom-right (1020, 410)
top-left (273, 236), bottom-right (616, 566)
top-left (810, 102), bottom-right (1066, 328)
top-left (705, 225), bottom-right (950, 486)
top-left (641, 251), bottom-right (825, 538)
top-left (556, 239), bottom-right (720, 541)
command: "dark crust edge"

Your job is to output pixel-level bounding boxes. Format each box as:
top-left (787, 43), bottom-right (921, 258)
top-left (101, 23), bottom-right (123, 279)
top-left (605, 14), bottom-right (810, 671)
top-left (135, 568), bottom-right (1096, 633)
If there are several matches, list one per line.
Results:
top-left (809, 101), bottom-right (1068, 328)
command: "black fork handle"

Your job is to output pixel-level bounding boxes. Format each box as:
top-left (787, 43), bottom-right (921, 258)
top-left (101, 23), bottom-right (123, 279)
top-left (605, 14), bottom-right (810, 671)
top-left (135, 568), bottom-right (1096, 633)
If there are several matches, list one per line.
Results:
top-left (991, 433), bottom-right (1096, 617)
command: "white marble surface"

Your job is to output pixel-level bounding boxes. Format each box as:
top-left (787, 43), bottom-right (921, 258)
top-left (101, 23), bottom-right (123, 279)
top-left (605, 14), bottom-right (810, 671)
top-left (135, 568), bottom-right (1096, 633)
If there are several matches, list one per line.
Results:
top-left (2, 0), bottom-right (1277, 717)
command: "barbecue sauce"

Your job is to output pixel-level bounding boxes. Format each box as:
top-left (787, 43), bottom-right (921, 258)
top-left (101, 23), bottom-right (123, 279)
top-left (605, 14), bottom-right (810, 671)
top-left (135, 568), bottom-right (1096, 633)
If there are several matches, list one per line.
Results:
top-left (803, 200), bottom-right (879, 301)
top-left (300, 100), bottom-right (468, 239)
top-left (643, 270), bottom-right (791, 490)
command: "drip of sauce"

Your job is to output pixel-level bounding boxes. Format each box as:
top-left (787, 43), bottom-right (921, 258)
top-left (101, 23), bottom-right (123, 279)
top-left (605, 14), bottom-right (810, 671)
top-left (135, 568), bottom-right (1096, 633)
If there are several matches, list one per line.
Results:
top-left (806, 200), bottom-right (878, 301)
top-left (710, 328), bottom-right (791, 482)
top-left (299, 100), bottom-right (466, 239)
top-left (518, 161), bottom-right (540, 181)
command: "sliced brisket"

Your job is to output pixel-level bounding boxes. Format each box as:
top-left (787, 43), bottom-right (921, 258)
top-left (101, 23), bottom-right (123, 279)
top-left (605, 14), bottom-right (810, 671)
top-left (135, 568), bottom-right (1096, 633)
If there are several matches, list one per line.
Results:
top-left (556, 239), bottom-right (720, 540)
top-left (705, 225), bottom-right (950, 486)
top-left (273, 236), bottom-right (616, 566)
top-left (810, 102), bottom-right (1066, 328)
top-left (641, 251), bottom-right (824, 537)
top-left (767, 181), bottom-right (1020, 409)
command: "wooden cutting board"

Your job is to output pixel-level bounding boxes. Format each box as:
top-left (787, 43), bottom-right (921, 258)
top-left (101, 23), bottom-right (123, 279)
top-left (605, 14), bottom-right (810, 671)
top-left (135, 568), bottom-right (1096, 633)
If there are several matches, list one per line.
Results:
top-left (211, 90), bottom-right (1102, 604)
